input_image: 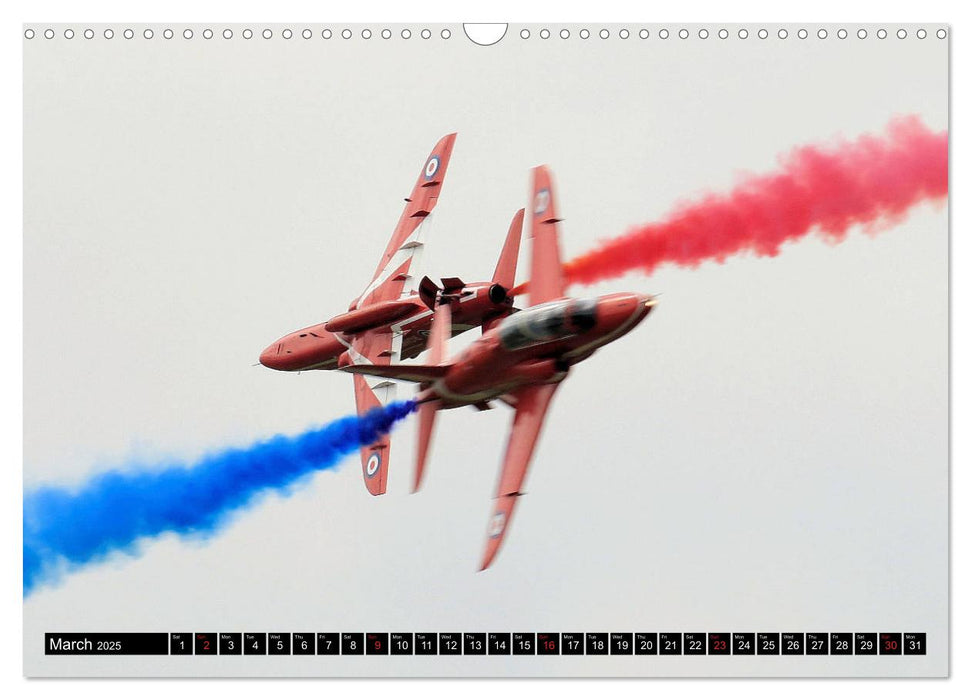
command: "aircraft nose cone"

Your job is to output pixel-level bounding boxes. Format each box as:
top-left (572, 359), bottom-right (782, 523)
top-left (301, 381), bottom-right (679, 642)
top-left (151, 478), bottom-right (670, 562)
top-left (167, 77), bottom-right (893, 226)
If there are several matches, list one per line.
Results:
top-left (259, 344), bottom-right (282, 370)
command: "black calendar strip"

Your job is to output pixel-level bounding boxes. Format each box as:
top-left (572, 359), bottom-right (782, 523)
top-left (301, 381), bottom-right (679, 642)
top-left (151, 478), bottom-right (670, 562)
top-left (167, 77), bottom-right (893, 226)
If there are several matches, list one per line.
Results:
top-left (46, 632), bottom-right (926, 656)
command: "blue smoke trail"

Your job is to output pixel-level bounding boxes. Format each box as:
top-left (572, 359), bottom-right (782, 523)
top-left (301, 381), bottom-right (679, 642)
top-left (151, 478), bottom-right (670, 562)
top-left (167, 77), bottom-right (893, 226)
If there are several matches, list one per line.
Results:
top-left (23, 400), bottom-right (416, 596)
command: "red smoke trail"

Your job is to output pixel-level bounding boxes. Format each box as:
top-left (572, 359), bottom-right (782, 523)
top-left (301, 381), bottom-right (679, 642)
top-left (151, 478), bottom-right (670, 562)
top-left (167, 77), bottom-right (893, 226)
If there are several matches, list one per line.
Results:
top-left (515, 116), bottom-right (947, 294)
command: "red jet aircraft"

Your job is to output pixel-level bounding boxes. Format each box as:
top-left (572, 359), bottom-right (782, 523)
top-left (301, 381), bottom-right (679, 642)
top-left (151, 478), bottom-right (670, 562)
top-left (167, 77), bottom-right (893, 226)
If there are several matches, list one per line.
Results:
top-left (259, 133), bottom-right (525, 495)
top-left (342, 165), bottom-right (658, 569)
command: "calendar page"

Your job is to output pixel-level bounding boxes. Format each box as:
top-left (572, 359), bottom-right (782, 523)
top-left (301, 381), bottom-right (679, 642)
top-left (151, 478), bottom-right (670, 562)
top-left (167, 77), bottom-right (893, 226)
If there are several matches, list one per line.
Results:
top-left (23, 21), bottom-right (948, 677)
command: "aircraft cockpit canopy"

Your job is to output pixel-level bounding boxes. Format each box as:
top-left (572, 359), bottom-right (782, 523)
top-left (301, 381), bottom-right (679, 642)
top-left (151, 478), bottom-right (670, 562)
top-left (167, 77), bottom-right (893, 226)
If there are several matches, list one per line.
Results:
top-left (498, 298), bottom-right (598, 350)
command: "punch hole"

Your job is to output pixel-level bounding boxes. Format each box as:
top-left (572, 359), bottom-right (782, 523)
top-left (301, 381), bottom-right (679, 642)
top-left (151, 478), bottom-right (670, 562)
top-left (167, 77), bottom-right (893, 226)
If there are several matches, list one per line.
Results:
top-left (441, 28), bottom-right (451, 39)
top-left (303, 29), bottom-right (313, 39)
top-left (677, 29), bottom-right (688, 39)
top-left (520, 29), bottom-right (530, 39)
top-left (797, 28), bottom-right (808, 39)
top-left (84, 29), bottom-right (95, 39)
top-left (381, 29), bottom-right (391, 39)
top-left (619, 29), bottom-right (630, 39)
top-left (362, 29), bottom-right (372, 39)
top-left (322, 29), bottom-right (332, 39)
top-left (738, 29), bottom-right (748, 39)
top-left (936, 28), bottom-right (946, 39)
top-left (877, 28), bottom-right (887, 39)
top-left (818, 29), bottom-right (828, 39)
top-left (203, 28), bottom-right (213, 39)
top-left (600, 29), bottom-right (609, 39)
top-left (639, 29), bottom-right (649, 39)
top-left (463, 23), bottom-right (507, 46)
top-left (401, 29), bottom-right (411, 39)
top-left (421, 29), bottom-right (431, 39)
top-left (242, 29), bottom-right (253, 39)
top-left (123, 28), bottom-right (134, 39)
top-left (658, 29), bottom-right (668, 39)
top-left (778, 28), bottom-right (788, 39)
top-left (222, 29), bottom-right (232, 39)
top-left (64, 29), bottom-right (75, 39)
top-left (699, 28), bottom-right (709, 39)
top-left (104, 28), bottom-right (114, 39)
top-left (25, 28), bottom-right (35, 39)
top-left (282, 28), bottom-right (293, 39)
top-left (837, 29), bottom-right (847, 39)
top-left (143, 29), bottom-right (153, 39)
top-left (163, 28), bottom-right (173, 39)
top-left (858, 29), bottom-right (867, 39)
top-left (44, 28), bottom-right (54, 39)
top-left (580, 29), bottom-right (590, 39)
top-left (540, 28), bottom-right (550, 39)
top-left (916, 29), bottom-right (926, 39)
top-left (758, 29), bottom-right (768, 39)
top-left (718, 28), bottom-right (728, 39)
top-left (560, 29), bottom-right (570, 39)
top-left (897, 29), bottom-right (907, 39)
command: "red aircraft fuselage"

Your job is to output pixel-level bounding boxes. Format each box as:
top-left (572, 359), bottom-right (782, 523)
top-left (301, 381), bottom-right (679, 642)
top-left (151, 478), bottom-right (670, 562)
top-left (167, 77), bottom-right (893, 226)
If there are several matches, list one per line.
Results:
top-left (259, 281), bottom-right (512, 372)
top-left (432, 292), bottom-right (653, 405)
top-left (344, 291), bottom-right (655, 407)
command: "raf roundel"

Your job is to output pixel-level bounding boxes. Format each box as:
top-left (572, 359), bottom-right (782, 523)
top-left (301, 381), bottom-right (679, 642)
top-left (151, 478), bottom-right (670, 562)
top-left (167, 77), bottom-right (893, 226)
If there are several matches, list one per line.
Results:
top-left (365, 452), bottom-right (381, 479)
top-left (488, 511), bottom-right (506, 539)
top-left (424, 155), bottom-right (441, 180)
top-left (534, 188), bottom-right (550, 215)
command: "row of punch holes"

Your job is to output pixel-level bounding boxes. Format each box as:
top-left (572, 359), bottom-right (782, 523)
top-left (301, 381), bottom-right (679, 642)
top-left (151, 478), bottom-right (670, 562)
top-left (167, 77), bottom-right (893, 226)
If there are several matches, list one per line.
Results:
top-left (24, 25), bottom-right (948, 43)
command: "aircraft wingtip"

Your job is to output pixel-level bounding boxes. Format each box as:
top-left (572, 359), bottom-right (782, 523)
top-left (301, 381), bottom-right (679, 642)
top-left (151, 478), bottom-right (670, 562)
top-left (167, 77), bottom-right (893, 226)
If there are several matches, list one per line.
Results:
top-left (365, 477), bottom-right (387, 496)
top-left (478, 546), bottom-right (498, 572)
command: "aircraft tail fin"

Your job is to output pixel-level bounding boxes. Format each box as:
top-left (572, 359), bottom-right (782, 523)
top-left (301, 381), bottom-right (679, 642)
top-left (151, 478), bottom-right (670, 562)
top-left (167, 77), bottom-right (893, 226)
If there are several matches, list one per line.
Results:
top-left (482, 209), bottom-right (525, 333)
top-left (492, 209), bottom-right (524, 291)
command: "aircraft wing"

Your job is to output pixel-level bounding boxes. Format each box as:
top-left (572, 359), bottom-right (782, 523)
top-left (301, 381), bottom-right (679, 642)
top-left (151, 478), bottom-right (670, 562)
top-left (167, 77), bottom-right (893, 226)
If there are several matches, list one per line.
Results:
top-left (349, 330), bottom-right (397, 495)
top-left (345, 134), bottom-right (456, 494)
top-left (527, 166), bottom-right (566, 306)
top-left (356, 133), bottom-right (458, 310)
top-left (479, 382), bottom-right (559, 570)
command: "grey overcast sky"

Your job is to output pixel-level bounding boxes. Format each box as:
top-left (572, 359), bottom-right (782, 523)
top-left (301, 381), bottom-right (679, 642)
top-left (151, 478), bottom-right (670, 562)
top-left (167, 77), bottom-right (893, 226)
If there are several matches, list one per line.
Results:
top-left (24, 23), bottom-right (947, 677)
